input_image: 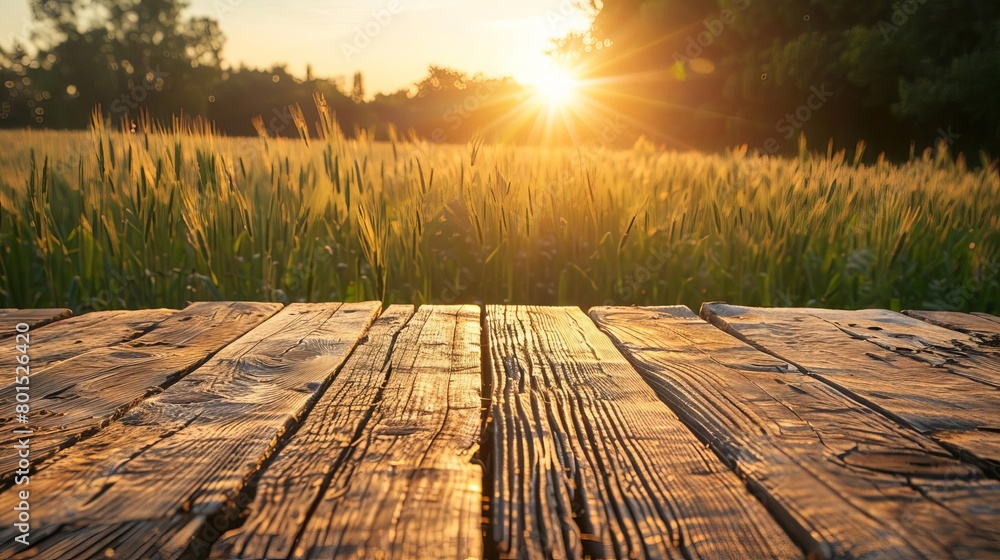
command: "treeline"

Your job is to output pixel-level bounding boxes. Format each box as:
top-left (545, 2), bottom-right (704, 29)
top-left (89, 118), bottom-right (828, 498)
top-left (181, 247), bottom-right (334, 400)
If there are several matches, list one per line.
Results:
top-left (557, 0), bottom-right (1000, 159)
top-left (2, 0), bottom-right (999, 158)
top-left (0, 0), bottom-right (546, 142)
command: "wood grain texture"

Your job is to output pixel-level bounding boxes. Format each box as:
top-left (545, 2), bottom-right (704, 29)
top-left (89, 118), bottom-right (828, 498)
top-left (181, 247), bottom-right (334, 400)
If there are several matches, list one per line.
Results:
top-left (905, 310), bottom-right (1000, 347)
top-left (0, 309), bottom-right (72, 336)
top-left (10, 309), bottom-right (175, 370)
top-left (593, 305), bottom-right (1000, 559)
top-left (486, 305), bottom-right (799, 560)
top-left (0, 302), bottom-right (279, 484)
top-left (211, 305), bottom-right (415, 559)
top-left (0, 302), bottom-right (379, 560)
top-left (273, 305), bottom-right (484, 560)
top-left (807, 307), bottom-right (1000, 388)
top-left (973, 312), bottom-right (1000, 324)
top-left (702, 303), bottom-right (1000, 476)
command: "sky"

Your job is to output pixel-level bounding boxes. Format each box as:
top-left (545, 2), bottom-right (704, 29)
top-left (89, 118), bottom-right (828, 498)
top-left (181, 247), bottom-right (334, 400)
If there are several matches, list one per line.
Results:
top-left (0, 0), bottom-right (593, 95)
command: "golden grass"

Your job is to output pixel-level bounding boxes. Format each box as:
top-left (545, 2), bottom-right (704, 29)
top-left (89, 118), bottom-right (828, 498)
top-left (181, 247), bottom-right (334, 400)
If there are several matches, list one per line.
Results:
top-left (1, 103), bottom-right (997, 312)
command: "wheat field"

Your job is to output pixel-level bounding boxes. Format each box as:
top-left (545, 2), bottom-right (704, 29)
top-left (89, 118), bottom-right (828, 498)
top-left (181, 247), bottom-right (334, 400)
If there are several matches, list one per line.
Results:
top-left (1, 104), bottom-right (997, 313)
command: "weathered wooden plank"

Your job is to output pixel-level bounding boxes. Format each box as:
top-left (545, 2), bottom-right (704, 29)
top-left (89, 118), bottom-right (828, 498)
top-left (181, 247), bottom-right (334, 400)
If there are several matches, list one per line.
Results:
top-left (487, 305), bottom-right (799, 559)
top-left (211, 305), bottom-right (415, 559)
top-left (702, 303), bottom-right (1000, 475)
top-left (0, 309), bottom-right (71, 337)
top-left (593, 305), bottom-right (1000, 558)
top-left (974, 312), bottom-right (1000, 324)
top-left (239, 305), bottom-right (482, 559)
top-left (0, 302), bottom-right (280, 484)
top-left (905, 309), bottom-right (1000, 347)
top-left (0, 302), bottom-right (380, 560)
top-left (808, 308), bottom-right (1000, 388)
top-left (7, 309), bottom-right (175, 369)
top-left (0, 303), bottom-right (280, 484)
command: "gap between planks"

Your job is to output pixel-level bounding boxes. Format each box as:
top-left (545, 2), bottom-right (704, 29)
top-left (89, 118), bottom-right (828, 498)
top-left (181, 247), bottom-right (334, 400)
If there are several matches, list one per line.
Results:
top-left (0, 302), bottom-right (281, 486)
top-left (485, 305), bottom-right (799, 559)
top-left (593, 305), bottom-right (1000, 559)
top-left (702, 303), bottom-right (1000, 478)
top-left (211, 304), bottom-right (483, 560)
top-left (4, 302), bottom-right (998, 560)
top-left (0, 302), bottom-right (379, 559)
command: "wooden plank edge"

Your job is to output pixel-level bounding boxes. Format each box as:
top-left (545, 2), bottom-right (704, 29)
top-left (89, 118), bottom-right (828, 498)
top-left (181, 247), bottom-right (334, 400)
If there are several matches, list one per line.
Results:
top-left (973, 312), bottom-right (1000, 325)
top-left (588, 304), bottom-right (824, 557)
top-left (0, 302), bottom-right (285, 489)
top-left (590, 305), bottom-right (1000, 558)
top-left (700, 302), bottom-right (1000, 479)
top-left (904, 309), bottom-right (1000, 346)
top-left (180, 302), bottom-right (387, 558)
top-left (0, 308), bottom-right (73, 337)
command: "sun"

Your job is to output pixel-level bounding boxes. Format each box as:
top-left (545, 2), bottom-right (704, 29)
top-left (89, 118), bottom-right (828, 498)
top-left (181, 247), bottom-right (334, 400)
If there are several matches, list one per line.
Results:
top-left (506, 57), bottom-right (601, 143)
top-left (521, 61), bottom-right (581, 108)
top-left (535, 68), bottom-right (578, 105)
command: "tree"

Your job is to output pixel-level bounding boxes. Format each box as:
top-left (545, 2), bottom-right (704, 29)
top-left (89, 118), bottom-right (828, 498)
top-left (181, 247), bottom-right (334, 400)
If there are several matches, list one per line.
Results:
top-left (2, 0), bottom-right (224, 128)
top-left (352, 71), bottom-right (365, 103)
top-left (558, 0), bottom-right (1000, 157)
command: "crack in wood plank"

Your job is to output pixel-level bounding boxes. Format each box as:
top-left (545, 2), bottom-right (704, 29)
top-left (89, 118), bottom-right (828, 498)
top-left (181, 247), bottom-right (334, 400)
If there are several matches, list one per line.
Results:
top-left (593, 305), bottom-right (1000, 559)
top-left (486, 305), bottom-right (800, 559)
top-left (701, 303), bottom-right (1000, 479)
top-left (905, 310), bottom-right (1000, 348)
top-left (0, 302), bottom-right (379, 560)
top-left (0, 303), bottom-right (279, 485)
top-left (209, 305), bottom-right (415, 559)
top-left (272, 305), bottom-right (483, 560)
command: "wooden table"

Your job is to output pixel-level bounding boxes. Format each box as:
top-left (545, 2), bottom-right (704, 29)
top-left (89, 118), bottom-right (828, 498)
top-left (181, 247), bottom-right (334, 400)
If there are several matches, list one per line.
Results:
top-left (0, 303), bottom-right (998, 559)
